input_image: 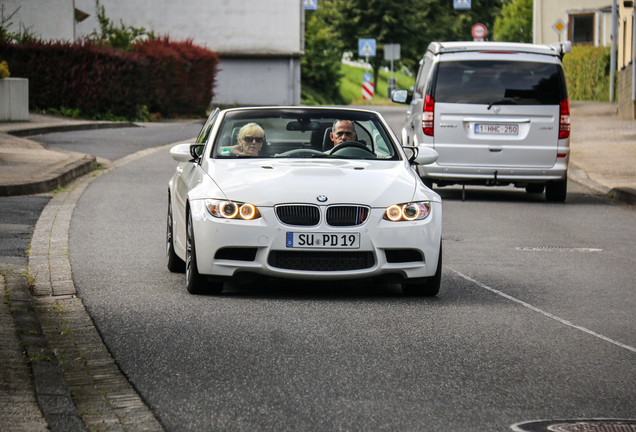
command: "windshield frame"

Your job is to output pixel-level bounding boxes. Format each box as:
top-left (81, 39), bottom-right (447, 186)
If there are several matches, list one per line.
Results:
top-left (209, 108), bottom-right (401, 161)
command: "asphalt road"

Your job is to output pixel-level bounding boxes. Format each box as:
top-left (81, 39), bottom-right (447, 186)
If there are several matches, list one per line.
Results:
top-left (32, 121), bottom-right (204, 162)
top-left (61, 108), bottom-right (636, 431)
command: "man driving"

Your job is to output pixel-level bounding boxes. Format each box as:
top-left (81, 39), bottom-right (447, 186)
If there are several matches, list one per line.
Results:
top-left (330, 120), bottom-right (357, 147)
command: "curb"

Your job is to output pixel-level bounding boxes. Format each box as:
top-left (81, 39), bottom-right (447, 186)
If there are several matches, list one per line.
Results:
top-left (23, 145), bottom-right (173, 431)
top-left (5, 272), bottom-right (86, 432)
top-left (0, 155), bottom-right (97, 197)
top-left (5, 122), bottom-right (140, 138)
top-left (608, 187), bottom-right (636, 205)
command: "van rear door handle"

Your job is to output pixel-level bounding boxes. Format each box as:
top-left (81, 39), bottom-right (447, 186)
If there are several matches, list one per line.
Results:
top-left (489, 145), bottom-right (503, 152)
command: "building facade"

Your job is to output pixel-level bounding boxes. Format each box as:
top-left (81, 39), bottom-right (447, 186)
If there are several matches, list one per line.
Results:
top-left (74, 0), bottom-right (303, 106)
top-left (1, 0), bottom-right (85, 41)
top-left (533, 0), bottom-right (612, 46)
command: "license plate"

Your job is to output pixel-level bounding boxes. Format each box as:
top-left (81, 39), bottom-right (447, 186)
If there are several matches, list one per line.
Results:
top-left (286, 232), bottom-right (360, 249)
top-left (475, 124), bottom-right (519, 135)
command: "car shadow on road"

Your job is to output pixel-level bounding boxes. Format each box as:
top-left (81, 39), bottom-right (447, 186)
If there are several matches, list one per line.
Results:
top-left (217, 278), bottom-right (435, 302)
top-left (435, 186), bottom-right (608, 205)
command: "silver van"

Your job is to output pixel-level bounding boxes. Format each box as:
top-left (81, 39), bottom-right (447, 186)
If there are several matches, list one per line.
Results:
top-left (392, 41), bottom-right (572, 202)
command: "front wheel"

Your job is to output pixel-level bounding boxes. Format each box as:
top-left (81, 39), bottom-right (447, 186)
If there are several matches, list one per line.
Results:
top-left (166, 196), bottom-right (185, 273)
top-left (402, 244), bottom-right (442, 297)
top-left (546, 178), bottom-right (567, 202)
top-left (186, 211), bottom-right (223, 295)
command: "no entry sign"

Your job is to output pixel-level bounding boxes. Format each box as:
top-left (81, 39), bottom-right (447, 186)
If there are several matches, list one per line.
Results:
top-left (472, 23), bottom-right (487, 40)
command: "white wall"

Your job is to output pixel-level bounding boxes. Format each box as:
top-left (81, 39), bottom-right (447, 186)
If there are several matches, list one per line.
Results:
top-left (73, 0), bottom-right (303, 105)
top-left (214, 57), bottom-right (301, 106)
top-left (74, 0), bottom-right (302, 55)
top-left (1, 0), bottom-right (75, 41)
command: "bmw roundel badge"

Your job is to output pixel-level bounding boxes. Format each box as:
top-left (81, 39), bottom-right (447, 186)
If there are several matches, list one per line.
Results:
top-left (317, 195), bottom-right (328, 202)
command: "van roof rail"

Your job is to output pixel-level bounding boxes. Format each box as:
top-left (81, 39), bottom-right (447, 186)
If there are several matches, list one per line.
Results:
top-left (427, 41), bottom-right (567, 57)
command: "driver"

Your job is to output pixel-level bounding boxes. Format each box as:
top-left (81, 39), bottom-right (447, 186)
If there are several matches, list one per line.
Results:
top-left (330, 120), bottom-right (357, 147)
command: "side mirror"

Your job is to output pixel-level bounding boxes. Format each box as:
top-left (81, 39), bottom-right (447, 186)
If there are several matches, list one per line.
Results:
top-left (391, 89), bottom-right (412, 104)
top-left (170, 143), bottom-right (203, 162)
top-left (404, 145), bottom-right (438, 165)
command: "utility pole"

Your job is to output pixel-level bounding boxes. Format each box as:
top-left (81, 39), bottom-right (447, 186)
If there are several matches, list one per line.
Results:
top-left (610, 0), bottom-right (618, 102)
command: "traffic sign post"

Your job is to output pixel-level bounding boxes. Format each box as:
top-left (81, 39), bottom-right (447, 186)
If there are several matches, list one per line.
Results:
top-left (358, 38), bottom-right (376, 69)
top-left (384, 44), bottom-right (400, 98)
top-left (362, 78), bottom-right (374, 101)
top-left (362, 72), bottom-right (374, 101)
top-left (472, 23), bottom-right (487, 41)
top-left (552, 19), bottom-right (566, 42)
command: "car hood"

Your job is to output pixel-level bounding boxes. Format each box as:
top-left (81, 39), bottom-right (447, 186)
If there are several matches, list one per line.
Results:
top-left (201, 159), bottom-right (438, 206)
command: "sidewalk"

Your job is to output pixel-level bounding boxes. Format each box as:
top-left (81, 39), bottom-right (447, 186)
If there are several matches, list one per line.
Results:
top-left (0, 114), bottom-right (138, 196)
top-left (568, 101), bottom-right (636, 203)
top-left (0, 104), bottom-right (635, 432)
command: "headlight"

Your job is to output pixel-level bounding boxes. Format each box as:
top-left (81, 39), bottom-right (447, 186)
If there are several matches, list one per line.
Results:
top-left (383, 202), bottom-right (431, 221)
top-left (205, 199), bottom-right (261, 220)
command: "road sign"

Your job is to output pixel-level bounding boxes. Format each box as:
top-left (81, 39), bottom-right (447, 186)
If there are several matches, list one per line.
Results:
top-left (363, 72), bottom-right (372, 83)
top-left (362, 81), bottom-right (374, 100)
top-left (472, 23), bottom-right (487, 40)
top-left (552, 19), bottom-right (566, 34)
top-left (303, 0), bottom-right (317, 11)
top-left (358, 39), bottom-right (376, 57)
top-left (384, 44), bottom-right (400, 61)
top-left (454, 0), bottom-right (471, 10)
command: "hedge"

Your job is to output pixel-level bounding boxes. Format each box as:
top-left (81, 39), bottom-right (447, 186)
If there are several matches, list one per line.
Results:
top-left (562, 45), bottom-right (610, 102)
top-left (0, 37), bottom-right (218, 119)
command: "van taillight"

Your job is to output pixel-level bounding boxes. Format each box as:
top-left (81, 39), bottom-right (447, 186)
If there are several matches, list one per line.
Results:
top-left (559, 98), bottom-right (570, 139)
top-left (423, 94), bottom-right (435, 136)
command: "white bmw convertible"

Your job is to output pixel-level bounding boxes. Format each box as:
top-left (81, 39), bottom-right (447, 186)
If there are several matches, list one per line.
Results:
top-left (167, 107), bottom-right (443, 296)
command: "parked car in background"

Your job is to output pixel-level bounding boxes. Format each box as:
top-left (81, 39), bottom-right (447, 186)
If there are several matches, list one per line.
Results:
top-left (392, 41), bottom-right (572, 202)
top-left (167, 106), bottom-right (443, 296)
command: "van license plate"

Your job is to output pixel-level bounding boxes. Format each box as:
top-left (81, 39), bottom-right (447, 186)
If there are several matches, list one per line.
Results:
top-left (475, 124), bottom-right (519, 135)
top-left (286, 232), bottom-right (360, 249)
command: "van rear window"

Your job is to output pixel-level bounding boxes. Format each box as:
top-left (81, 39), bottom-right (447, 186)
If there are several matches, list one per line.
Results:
top-left (433, 60), bottom-right (566, 105)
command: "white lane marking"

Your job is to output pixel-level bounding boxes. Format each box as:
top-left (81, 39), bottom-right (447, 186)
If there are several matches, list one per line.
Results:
top-left (449, 268), bottom-right (636, 354)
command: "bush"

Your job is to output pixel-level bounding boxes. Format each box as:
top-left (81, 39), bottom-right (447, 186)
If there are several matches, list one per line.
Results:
top-left (562, 45), bottom-right (610, 101)
top-left (0, 37), bottom-right (218, 119)
top-left (133, 37), bottom-right (219, 116)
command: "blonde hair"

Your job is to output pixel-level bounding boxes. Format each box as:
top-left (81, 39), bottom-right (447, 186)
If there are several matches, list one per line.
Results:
top-left (237, 123), bottom-right (264, 143)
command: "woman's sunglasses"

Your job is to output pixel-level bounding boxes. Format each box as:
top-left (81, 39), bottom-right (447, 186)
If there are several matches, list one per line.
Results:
top-left (242, 136), bottom-right (263, 143)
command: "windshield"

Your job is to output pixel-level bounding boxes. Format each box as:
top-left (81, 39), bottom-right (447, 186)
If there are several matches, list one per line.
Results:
top-left (211, 109), bottom-right (400, 160)
top-left (433, 60), bottom-right (567, 105)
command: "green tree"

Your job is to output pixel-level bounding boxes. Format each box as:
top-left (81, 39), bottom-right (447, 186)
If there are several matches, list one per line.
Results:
top-left (329, 0), bottom-right (423, 91)
top-left (302, 2), bottom-right (345, 103)
top-left (329, 0), bottom-right (502, 90)
top-left (493, 0), bottom-right (533, 43)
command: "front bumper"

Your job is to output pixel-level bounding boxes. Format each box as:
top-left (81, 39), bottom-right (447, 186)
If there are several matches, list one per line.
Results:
top-left (189, 201), bottom-right (442, 282)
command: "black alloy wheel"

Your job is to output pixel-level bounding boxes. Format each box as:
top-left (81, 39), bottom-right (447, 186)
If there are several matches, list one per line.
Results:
top-left (166, 196), bottom-right (186, 273)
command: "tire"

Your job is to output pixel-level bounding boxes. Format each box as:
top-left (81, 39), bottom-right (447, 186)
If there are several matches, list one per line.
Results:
top-left (166, 196), bottom-right (186, 273)
top-left (186, 211), bottom-right (215, 294)
top-left (402, 244), bottom-right (442, 297)
top-left (545, 178), bottom-right (567, 202)
top-left (525, 183), bottom-right (545, 194)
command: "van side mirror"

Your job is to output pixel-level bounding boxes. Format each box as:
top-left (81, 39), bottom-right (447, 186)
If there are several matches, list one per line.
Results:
top-left (391, 89), bottom-right (412, 104)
